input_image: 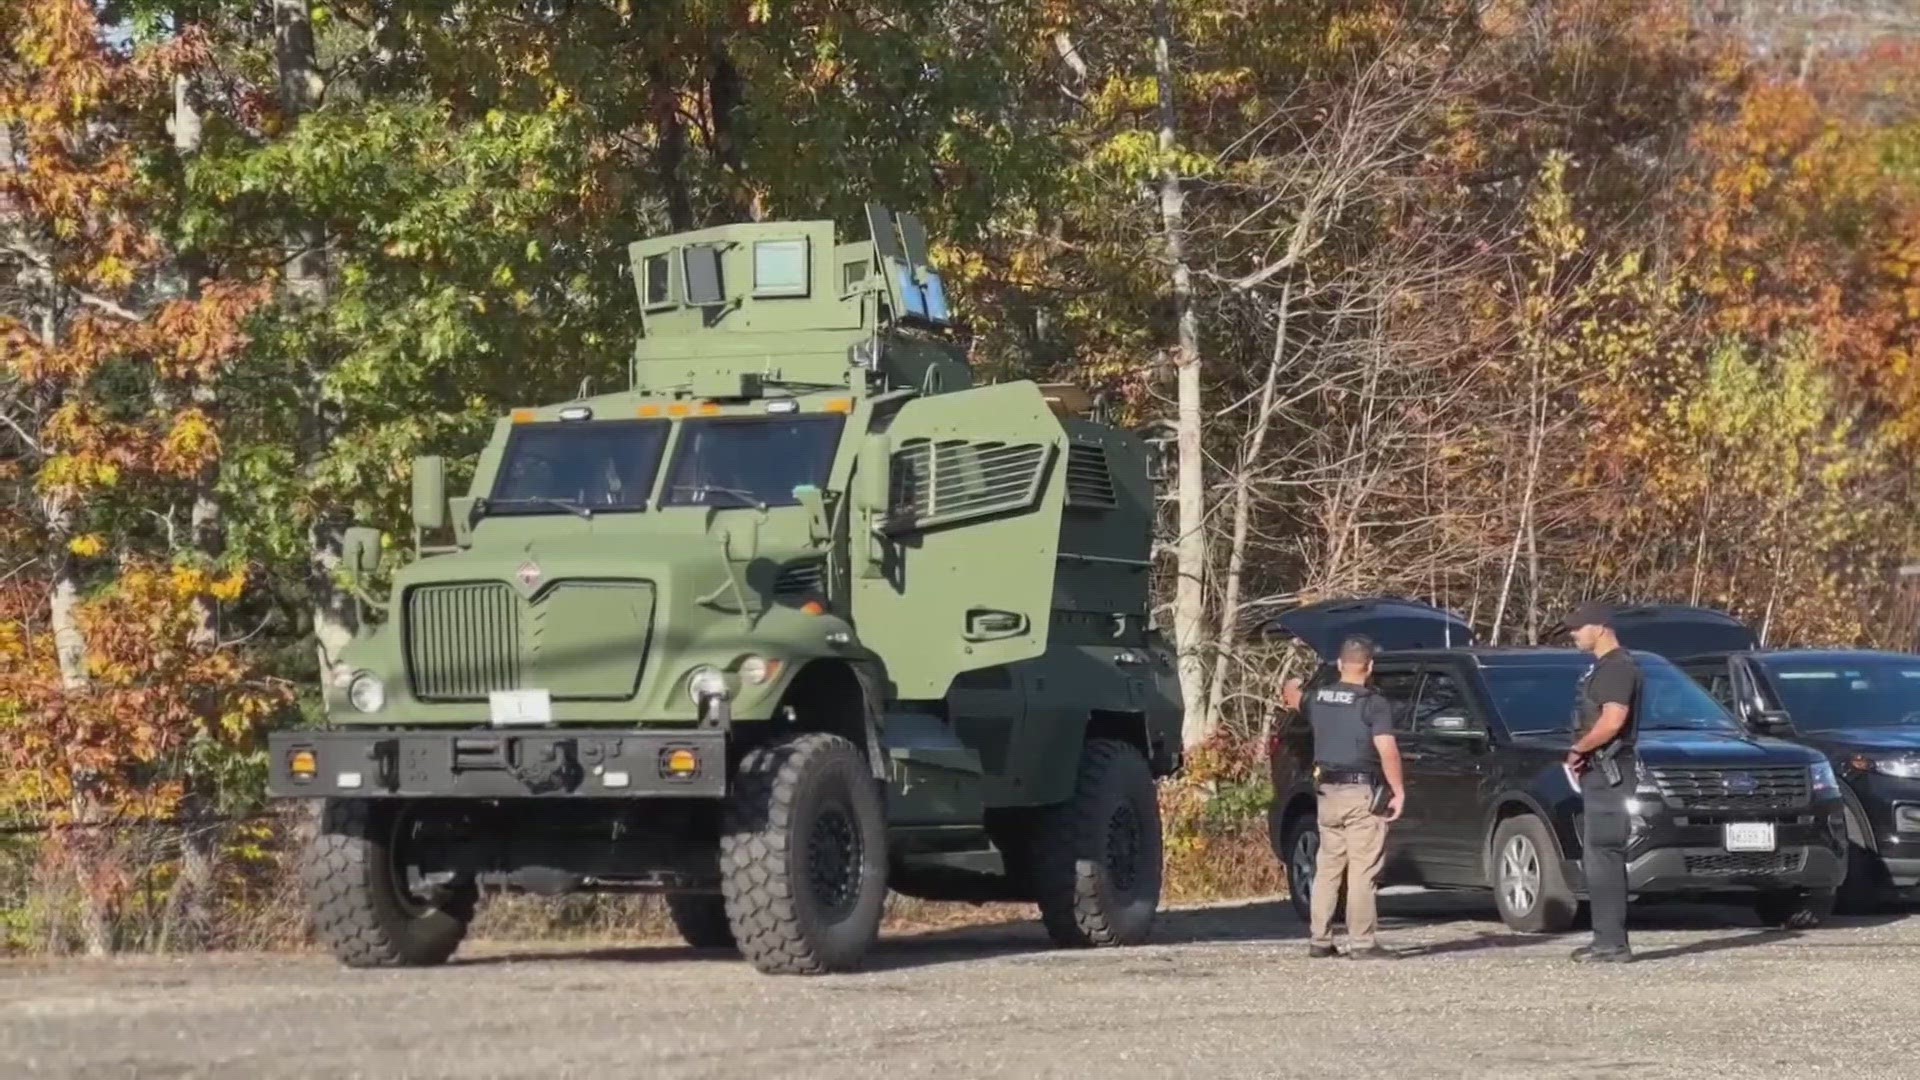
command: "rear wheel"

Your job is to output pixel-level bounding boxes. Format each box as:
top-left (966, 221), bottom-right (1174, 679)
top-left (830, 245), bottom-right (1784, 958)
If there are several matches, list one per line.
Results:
top-left (300, 799), bottom-right (476, 968)
top-left (665, 893), bottom-right (737, 951)
top-left (1755, 886), bottom-right (1835, 929)
top-left (1491, 815), bottom-right (1578, 933)
top-left (720, 733), bottom-right (888, 974)
top-left (1281, 812), bottom-right (1341, 925)
top-left (1032, 739), bottom-right (1163, 948)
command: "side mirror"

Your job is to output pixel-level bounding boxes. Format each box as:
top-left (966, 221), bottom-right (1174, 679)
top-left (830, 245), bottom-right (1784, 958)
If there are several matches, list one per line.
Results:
top-left (412, 455), bottom-right (447, 532)
top-left (855, 433), bottom-right (892, 514)
top-left (342, 526), bottom-right (384, 577)
top-left (1750, 708), bottom-right (1794, 735)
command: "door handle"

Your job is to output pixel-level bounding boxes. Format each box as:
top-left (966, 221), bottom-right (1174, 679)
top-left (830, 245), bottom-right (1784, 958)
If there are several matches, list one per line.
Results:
top-left (1400, 750), bottom-right (1432, 763)
top-left (963, 609), bottom-right (1030, 642)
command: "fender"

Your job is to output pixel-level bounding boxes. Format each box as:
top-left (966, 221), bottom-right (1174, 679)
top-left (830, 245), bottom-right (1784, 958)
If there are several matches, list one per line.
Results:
top-left (849, 659), bottom-right (891, 782)
top-left (1479, 787), bottom-right (1574, 883)
top-left (1839, 778), bottom-right (1877, 853)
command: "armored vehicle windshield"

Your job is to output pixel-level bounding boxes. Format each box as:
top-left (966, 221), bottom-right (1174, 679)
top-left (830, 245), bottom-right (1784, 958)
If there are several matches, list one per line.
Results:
top-left (489, 419), bottom-right (669, 514)
top-left (661, 414), bottom-right (845, 509)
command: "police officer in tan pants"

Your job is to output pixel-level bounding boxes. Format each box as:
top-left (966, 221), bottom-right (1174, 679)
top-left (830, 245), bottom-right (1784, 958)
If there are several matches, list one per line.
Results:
top-left (1282, 635), bottom-right (1406, 959)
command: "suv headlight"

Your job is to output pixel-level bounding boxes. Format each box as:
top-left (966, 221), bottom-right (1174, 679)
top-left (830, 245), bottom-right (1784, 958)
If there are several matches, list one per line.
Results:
top-left (347, 671), bottom-right (386, 713)
top-left (686, 666), bottom-right (730, 704)
top-left (1810, 759), bottom-right (1840, 797)
top-left (1859, 755), bottom-right (1920, 780)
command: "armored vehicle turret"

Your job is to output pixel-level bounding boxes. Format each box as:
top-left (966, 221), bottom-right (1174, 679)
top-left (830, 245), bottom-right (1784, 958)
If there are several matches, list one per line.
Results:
top-left (268, 207), bottom-right (1183, 974)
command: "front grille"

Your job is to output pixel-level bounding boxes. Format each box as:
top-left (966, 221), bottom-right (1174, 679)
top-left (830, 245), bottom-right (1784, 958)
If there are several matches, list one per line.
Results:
top-left (1649, 766), bottom-right (1809, 813)
top-left (1682, 850), bottom-right (1806, 876)
top-left (406, 582), bottom-right (520, 700)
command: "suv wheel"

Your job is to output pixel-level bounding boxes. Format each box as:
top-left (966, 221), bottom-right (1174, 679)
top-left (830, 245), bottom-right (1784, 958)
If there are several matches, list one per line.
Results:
top-left (1490, 815), bottom-right (1577, 933)
top-left (1281, 813), bottom-right (1343, 925)
top-left (301, 799), bottom-right (476, 968)
top-left (1754, 887), bottom-right (1835, 930)
top-left (1032, 739), bottom-right (1163, 948)
top-left (720, 733), bottom-right (888, 974)
top-left (1836, 807), bottom-right (1887, 915)
top-left (665, 893), bottom-right (737, 951)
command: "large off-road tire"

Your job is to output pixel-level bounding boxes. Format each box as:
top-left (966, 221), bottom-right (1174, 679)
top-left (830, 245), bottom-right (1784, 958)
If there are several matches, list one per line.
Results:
top-left (1755, 886), bottom-right (1836, 930)
top-left (1491, 815), bottom-right (1579, 934)
top-left (720, 733), bottom-right (888, 975)
top-left (665, 893), bottom-right (738, 951)
top-left (1033, 739), bottom-right (1163, 949)
top-left (300, 799), bottom-right (475, 968)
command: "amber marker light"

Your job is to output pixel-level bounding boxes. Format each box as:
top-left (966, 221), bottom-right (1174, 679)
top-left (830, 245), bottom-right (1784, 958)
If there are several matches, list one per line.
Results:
top-left (289, 748), bottom-right (317, 782)
top-left (637, 404), bottom-right (662, 418)
top-left (823, 398), bottom-right (853, 414)
top-left (800, 600), bottom-right (827, 616)
top-left (661, 747), bottom-right (700, 779)
top-left (510, 409), bottom-right (536, 424)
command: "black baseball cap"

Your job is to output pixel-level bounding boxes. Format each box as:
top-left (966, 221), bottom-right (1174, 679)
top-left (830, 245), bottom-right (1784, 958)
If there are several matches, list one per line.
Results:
top-left (1562, 600), bottom-right (1616, 630)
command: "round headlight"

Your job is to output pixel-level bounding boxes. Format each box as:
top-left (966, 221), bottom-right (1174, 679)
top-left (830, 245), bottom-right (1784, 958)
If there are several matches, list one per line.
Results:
top-left (739, 656), bottom-right (775, 686)
top-left (687, 666), bottom-right (729, 704)
top-left (347, 672), bottom-right (386, 713)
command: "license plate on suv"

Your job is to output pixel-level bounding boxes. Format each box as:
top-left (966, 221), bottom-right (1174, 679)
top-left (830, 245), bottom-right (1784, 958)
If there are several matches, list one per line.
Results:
top-left (1724, 822), bottom-right (1776, 852)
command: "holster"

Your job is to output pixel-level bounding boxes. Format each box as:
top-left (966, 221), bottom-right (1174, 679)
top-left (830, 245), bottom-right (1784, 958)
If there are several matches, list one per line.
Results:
top-left (1595, 742), bottom-right (1624, 787)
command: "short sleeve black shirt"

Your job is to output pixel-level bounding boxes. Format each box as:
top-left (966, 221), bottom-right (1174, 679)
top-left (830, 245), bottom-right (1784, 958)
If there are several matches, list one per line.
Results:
top-left (1307, 681), bottom-right (1395, 770)
top-left (1576, 647), bottom-right (1641, 747)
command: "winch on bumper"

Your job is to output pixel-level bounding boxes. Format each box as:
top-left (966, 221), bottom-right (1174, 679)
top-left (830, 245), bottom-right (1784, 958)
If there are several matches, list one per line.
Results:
top-left (267, 728), bottom-right (728, 799)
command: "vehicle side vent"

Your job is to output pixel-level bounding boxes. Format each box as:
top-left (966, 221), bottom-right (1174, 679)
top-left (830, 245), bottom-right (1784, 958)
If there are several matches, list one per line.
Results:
top-left (1065, 443), bottom-right (1117, 509)
top-left (889, 438), bottom-right (1049, 530)
top-left (773, 559), bottom-right (826, 598)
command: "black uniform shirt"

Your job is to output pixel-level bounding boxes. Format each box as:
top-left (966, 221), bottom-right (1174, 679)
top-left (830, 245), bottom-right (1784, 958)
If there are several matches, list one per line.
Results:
top-left (1307, 681), bottom-right (1394, 770)
top-left (1576, 647), bottom-right (1642, 748)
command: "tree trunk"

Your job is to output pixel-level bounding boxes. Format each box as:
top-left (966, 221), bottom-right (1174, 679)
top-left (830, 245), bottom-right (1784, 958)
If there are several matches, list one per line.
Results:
top-left (1205, 285), bottom-right (1289, 734)
top-left (1154, 0), bottom-right (1211, 749)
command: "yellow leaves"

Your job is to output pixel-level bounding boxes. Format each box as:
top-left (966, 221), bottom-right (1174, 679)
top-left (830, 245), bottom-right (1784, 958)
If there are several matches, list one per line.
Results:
top-left (67, 533), bottom-right (105, 559)
top-left (166, 566), bottom-right (248, 604)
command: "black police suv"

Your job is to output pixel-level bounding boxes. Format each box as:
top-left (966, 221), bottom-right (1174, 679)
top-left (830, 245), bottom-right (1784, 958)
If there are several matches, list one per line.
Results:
top-left (1265, 599), bottom-right (1848, 933)
top-left (1606, 604), bottom-right (1920, 912)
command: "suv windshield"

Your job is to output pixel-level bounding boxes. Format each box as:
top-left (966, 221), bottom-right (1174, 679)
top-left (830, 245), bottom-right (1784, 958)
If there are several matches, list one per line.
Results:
top-left (489, 420), bottom-right (668, 514)
top-left (1758, 655), bottom-right (1920, 729)
top-left (1484, 654), bottom-right (1741, 735)
top-left (662, 415), bottom-right (843, 509)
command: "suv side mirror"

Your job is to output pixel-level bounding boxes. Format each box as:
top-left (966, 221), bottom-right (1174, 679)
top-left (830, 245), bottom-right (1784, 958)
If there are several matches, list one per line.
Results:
top-left (412, 455), bottom-right (447, 532)
top-left (855, 433), bottom-right (892, 514)
top-left (1749, 708), bottom-right (1794, 735)
top-left (342, 526), bottom-right (384, 577)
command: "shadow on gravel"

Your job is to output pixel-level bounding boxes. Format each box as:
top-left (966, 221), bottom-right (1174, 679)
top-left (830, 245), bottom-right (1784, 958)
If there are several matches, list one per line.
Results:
top-left (1630, 928), bottom-right (1798, 962)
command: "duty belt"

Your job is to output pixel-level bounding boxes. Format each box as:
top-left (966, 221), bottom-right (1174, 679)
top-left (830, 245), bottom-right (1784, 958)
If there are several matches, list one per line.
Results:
top-left (1314, 766), bottom-right (1375, 786)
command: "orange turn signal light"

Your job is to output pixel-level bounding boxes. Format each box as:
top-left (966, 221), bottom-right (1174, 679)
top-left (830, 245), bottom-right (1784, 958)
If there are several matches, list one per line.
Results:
top-left (289, 748), bottom-right (317, 782)
top-left (660, 747), bottom-right (700, 779)
top-left (800, 600), bottom-right (827, 616)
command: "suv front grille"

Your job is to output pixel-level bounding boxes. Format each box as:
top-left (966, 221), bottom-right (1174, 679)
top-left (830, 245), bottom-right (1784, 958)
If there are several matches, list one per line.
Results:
top-left (1649, 766), bottom-right (1809, 813)
top-left (406, 582), bottom-right (520, 700)
top-left (1682, 851), bottom-right (1806, 876)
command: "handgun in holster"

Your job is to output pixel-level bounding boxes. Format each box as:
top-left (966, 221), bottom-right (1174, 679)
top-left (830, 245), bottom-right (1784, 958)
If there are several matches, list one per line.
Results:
top-left (1594, 742), bottom-right (1624, 787)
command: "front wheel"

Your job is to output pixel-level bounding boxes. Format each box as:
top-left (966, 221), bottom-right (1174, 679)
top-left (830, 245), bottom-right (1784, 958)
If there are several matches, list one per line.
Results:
top-left (300, 799), bottom-right (475, 968)
top-left (1491, 815), bottom-right (1578, 933)
top-left (1755, 886), bottom-right (1835, 929)
top-left (720, 733), bottom-right (888, 975)
top-left (1032, 739), bottom-right (1164, 949)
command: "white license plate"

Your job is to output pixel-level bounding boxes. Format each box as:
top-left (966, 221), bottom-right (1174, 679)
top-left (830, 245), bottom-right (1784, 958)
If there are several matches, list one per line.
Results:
top-left (1724, 822), bottom-right (1776, 852)
top-left (488, 689), bottom-right (552, 727)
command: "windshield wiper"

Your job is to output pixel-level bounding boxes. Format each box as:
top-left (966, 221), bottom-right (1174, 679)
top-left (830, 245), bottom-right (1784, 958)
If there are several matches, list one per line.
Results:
top-left (480, 496), bottom-right (594, 520)
top-left (672, 485), bottom-right (767, 512)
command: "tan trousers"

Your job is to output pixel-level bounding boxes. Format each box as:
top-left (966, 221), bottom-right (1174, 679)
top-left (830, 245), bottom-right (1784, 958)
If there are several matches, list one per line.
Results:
top-left (1309, 783), bottom-right (1388, 948)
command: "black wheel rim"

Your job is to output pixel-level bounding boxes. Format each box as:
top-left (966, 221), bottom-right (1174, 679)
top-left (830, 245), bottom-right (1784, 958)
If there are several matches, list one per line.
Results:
top-left (806, 799), bottom-right (863, 923)
top-left (386, 810), bottom-right (433, 918)
top-left (1106, 801), bottom-right (1142, 895)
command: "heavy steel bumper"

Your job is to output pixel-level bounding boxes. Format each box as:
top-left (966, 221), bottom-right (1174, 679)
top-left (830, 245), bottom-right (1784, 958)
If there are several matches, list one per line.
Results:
top-left (267, 728), bottom-right (727, 799)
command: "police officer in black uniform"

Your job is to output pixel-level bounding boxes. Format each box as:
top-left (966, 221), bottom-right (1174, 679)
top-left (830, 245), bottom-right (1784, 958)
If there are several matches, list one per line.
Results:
top-left (1563, 600), bottom-right (1642, 964)
top-left (1282, 635), bottom-right (1405, 959)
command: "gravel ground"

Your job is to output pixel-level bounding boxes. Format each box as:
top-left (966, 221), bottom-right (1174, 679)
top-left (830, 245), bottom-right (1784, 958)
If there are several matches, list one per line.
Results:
top-left (4, 891), bottom-right (1918, 1080)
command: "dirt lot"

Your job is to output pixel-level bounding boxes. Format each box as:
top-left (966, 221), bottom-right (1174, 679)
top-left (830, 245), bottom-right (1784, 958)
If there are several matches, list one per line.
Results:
top-left (4, 891), bottom-right (1918, 1080)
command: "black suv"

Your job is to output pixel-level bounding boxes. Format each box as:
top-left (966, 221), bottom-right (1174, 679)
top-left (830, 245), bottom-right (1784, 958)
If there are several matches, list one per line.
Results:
top-left (1265, 599), bottom-right (1848, 933)
top-left (1606, 604), bottom-right (1920, 911)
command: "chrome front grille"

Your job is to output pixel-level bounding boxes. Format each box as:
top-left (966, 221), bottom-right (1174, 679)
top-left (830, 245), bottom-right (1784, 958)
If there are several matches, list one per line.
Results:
top-left (406, 582), bottom-right (521, 700)
top-left (1649, 766), bottom-right (1809, 813)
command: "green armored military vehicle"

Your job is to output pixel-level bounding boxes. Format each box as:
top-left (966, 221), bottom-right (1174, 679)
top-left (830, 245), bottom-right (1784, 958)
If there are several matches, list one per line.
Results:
top-left (267, 207), bottom-right (1183, 974)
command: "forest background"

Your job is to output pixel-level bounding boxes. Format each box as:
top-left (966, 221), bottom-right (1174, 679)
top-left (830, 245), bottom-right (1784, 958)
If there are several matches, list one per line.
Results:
top-left (6, 0), bottom-right (1920, 953)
